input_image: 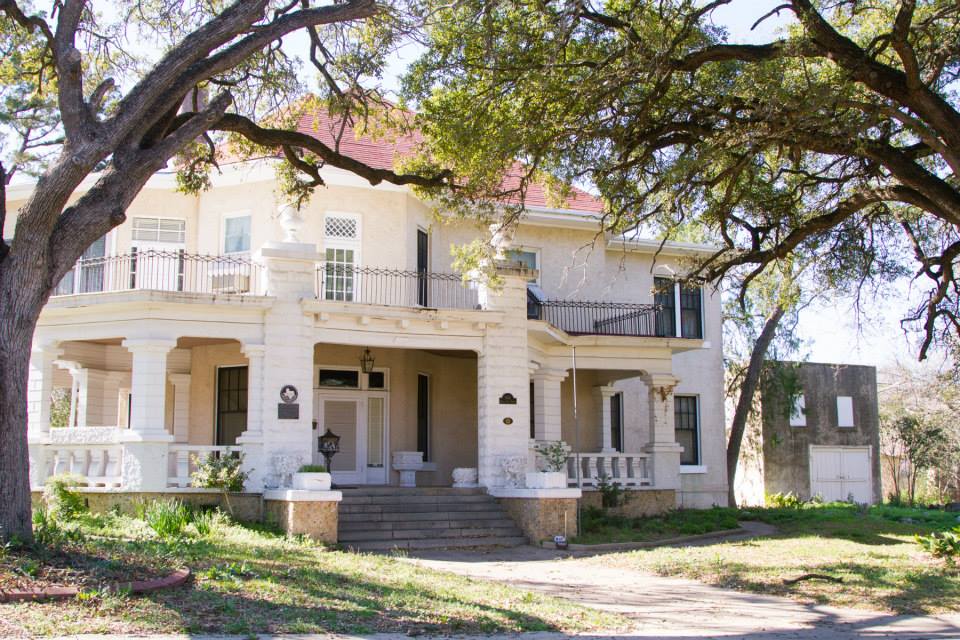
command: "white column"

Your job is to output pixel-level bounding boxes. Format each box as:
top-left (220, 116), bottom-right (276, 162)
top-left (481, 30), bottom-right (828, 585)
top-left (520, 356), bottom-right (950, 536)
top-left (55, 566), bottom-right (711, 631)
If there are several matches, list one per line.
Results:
top-left (82, 369), bottom-right (111, 426)
top-left (121, 339), bottom-right (176, 490)
top-left (477, 264), bottom-right (533, 490)
top-left (256, 241), bottom-right (321, 489)
top-left (643, 373), bottom-right (683, 491)
top-left (28, 343), bottom-right (63, 488)
top-left (594, 384), bottom-right (618, 452)
top-left (168, 373), bottom-right (192, 443)
top-left (237, 343), bottom-right (266, 490)
top-left (531, 368), bottom-right (566, 441)
top-left (100, 371), bottom-right (125, 426)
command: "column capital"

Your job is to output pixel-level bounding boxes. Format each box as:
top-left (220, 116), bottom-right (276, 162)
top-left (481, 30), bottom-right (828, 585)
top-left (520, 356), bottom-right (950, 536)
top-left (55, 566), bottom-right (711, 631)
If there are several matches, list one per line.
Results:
top-left (531, 367), bottom-right (569, 383)
top-left (54, 359), bottom-right (84, 374)
top-left (168, 373), bottom-right (192, 386)
top-left (242, 343), bottom-right (267, 358)
top-left (122, 338), bottom-right (177, 353)
top-left (32, 342), bottom-right (63, 359)
top-left (593, 384), bottom-right (619, 399)
top-left (645, 373), bottom-right (679, 389)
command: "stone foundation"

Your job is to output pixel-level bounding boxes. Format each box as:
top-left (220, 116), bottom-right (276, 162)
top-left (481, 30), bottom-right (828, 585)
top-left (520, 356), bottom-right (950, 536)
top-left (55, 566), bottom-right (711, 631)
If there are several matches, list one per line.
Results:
top-left (263, 489), bottom-right (341, 543)
top-left (499, 497), bottom-right (578, 542)
top-left (31, 490), bottom-right (264, 522)
top-left (579, 488), bottom-right (675, 517)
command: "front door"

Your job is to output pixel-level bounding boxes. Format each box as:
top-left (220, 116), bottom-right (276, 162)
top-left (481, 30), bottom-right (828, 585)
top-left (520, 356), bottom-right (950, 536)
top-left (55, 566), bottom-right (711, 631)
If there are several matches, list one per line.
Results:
top-left (216, 366), bottom-right (248, 446)
top-left (314, 392), bottom-right (388, 485)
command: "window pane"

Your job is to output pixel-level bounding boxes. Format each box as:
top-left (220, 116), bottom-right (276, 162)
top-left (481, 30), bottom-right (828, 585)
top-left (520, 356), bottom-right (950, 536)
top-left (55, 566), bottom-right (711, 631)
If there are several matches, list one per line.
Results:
top-left (317, 369), bottom-right (359, 388)
top-left (324, 246), bottom-right (356, 301)
top-left (654, 277), bottom-right (676, 337)
top-left (367, 397), bottom-right (384, 467)
top-left (417, 374), bottom-right (430, 461)
top-left (674, 395), bottom-right (699, 465)
top-left (680, 285), bottom-right (703, 339)
top-left (506, 249), bottom-right (539, 283)
top-left (367, 371), bottom-right (385, 389)
top-left (224, 216), bottom-right (251, 253)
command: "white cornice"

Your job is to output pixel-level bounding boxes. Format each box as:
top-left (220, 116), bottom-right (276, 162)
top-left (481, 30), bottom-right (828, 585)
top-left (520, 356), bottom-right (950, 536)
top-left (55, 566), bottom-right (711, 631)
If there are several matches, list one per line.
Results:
top-left (606, 237), bottom-right (720, 257)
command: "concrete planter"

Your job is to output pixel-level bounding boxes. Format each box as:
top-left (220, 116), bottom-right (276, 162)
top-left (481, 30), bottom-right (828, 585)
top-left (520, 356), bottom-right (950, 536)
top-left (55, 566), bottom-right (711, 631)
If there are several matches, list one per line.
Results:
top-left (525, 471), bottom-right (568, 489)
top-left (292, 472), bottom-right (332, 491)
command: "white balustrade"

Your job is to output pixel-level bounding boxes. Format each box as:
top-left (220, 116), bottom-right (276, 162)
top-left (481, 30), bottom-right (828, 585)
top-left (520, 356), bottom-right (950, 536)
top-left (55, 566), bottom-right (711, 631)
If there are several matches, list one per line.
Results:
top-left (47, 444), bottom-right (123, 487)
top-left (566, 452), bottom-right (652, 488)
top-left (167, 445), bottom-right (235, 488)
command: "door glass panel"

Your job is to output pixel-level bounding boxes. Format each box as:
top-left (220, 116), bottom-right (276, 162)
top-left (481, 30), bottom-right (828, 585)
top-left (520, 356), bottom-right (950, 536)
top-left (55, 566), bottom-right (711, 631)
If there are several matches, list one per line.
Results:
top-left (367, 397), bottom-right (384, 468)
top-left (318, 369), bottom-right (359, 388)
top-left (325, 400), bottom-right (358, 472)
top-left (324, 247), bottom-right (355, 301)
top-left (216, 366), bottom-right (248, 446)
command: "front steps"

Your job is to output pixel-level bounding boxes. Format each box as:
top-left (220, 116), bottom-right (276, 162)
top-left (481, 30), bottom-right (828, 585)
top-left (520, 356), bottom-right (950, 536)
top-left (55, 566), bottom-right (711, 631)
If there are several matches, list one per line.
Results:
top-left (338, 487), bottom-right (528, 551)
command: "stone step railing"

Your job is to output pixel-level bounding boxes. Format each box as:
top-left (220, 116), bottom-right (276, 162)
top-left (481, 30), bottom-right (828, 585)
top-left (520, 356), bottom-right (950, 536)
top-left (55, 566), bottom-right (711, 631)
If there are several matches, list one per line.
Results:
top-left (41, 427), bottom-right (127, 488)
top-left (566, 452), bottom-right (652, 488)
top-left (167, 445), bottom-right (237, 488)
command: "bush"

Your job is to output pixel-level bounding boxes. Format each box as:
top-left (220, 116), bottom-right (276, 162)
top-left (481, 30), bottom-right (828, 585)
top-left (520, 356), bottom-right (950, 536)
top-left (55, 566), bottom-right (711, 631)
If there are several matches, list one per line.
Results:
top-left (917, 527), bottom-right (960, 564)
top-left (43, 474), bottom-right (87, 521)
top-left (190, 508), bottom-right (227, 537)
top-left (297, 464), bottom-right (327, 473)
top-left (534, 441), bottom-right (569, 472)
top-left (767, 491), bottom-right (804, 509)
top-left (597, 475), bottom-right (628, 509)
top-left (191, 451), bottom-right (249, 493)
top-left (143, 498), bottom-right (191, 539)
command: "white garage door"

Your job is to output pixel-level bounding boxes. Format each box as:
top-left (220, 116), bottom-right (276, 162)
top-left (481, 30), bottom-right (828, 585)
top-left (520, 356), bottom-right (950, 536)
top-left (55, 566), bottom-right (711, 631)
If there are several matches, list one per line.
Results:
top-left (809, 446), bottom-right (873, 504)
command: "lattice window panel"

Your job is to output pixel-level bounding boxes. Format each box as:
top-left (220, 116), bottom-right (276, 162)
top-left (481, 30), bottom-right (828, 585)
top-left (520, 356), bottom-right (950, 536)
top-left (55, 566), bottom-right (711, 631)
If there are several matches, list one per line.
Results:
top-left (324, 216), bottom-right (358, 239)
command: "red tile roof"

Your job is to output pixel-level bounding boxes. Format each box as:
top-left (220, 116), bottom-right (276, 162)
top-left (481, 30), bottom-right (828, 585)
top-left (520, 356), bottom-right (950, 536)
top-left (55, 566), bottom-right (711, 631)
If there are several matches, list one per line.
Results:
top-left (295, 110), bottom-right (605, 214)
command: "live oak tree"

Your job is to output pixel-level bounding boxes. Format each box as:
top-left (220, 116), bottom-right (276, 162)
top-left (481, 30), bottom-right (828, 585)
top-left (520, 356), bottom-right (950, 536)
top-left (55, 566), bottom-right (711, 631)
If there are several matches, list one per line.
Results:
top-left (0, 0), bottom-right (450, 542)
top-left (405, 0), bottom-right (960, 359)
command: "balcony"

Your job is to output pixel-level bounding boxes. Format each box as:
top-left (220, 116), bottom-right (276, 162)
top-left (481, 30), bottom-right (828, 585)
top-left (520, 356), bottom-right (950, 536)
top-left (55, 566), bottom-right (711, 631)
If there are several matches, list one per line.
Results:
top-left (51, 250), bottom-right (263, 297)
top-left (315, 264), bottom-right (479, 310)
top-left (528, 296), bottom-right (663, 337)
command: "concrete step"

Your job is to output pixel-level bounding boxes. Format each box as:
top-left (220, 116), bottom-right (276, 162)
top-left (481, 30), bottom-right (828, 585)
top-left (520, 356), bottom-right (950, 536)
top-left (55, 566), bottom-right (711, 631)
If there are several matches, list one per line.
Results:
top-left (344, 535), bottom-right (528, 552)
top-left (339, 516), bottom-right (519, 533)
top-left (339, 487), bottom-right (486, 497)
top-left (378, 509), bottom-right (507, 522)
top-left (340, 494), bottom-right (494, 506)
top-left (339, 524), bottom-right (523, 543)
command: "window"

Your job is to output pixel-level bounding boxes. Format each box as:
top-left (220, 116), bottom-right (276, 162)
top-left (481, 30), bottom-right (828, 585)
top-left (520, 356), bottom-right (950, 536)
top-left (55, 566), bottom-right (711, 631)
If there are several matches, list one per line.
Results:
top-left (506, 248), bottom-right (540, 283)
top-left (611, 392), bottom-right (624, 453)
top-left (367, 371), bottom-right (386, 389)
top-left (325, 215), bottom-right (358, 239)
top-left (654, 277), bottom-right (676, 337)
top-left (679, 284), bottom-right (703, 339)
top-left (674, 395), bottom-right (700, 465)
top-left (790, 394), bottom-right (807, 427)
top-left (417, 228), bottom-right (429, 306)
top-left (529, 381), bottom-right (536, 439)
top-left (837, 396), bottom-right (854, 427)
top-left (417, 374), bottom-right (430, 461)
top-left (216, 366), bottom-right (248, 446)
top-left (132, 217), bottom-right (186, 244)
top-left (223, 214), bottom-right (251, 254)
top-left (317, 369), bottom-right (360, 388)
top-left (654, 277), bottom-right (704, 339)
top-left (324, 248), bottom-right (356, 301)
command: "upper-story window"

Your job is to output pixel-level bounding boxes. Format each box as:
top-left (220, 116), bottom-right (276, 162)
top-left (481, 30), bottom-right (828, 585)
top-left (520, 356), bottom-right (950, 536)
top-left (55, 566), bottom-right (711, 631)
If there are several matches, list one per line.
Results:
top-left (132, 217), bottom-right (186, 244)
top-left (837, 396), bottom-right (855, 428)
top-left (654, 276), bottom-right (703, 339)
top-left (323, 213), bottom-right (361, 301)
top-left (223, 214), bottom-right (251, 254)
top-left (507, 248), bottom-right (540, 284)
top-left (790, 393), bottom-right (807, 427)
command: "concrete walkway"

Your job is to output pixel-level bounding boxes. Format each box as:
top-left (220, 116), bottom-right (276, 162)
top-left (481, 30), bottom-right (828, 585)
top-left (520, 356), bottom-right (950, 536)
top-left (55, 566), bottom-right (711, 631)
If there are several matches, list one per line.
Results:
top-left (401, 525), bottom-right (960, 639)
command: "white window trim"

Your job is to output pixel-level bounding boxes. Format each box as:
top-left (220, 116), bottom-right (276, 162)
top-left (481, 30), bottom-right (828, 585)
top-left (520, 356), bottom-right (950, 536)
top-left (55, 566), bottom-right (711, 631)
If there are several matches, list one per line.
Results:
top-left (837, 395), bottom-right (855, 428)
top-left (131, 216), bottom-right (187, 246)
top-left (674, 393), bottom-right (702, 467)
top-left (314, 365), bottom-right (389, 391)
top-left (508, 246), bottom-right (541, 284)
top-left (221, 211), bottom-right (252, 255)
top-left (324, 211), bottom-right (362, 249)
top-left (680, 465), bottom-right (707, 474)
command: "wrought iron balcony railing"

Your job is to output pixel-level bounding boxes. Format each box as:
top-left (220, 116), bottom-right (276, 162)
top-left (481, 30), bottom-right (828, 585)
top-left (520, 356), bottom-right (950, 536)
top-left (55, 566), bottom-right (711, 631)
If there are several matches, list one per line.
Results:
top-left (315, 263), bottom-right (479, 310)
top-left (52, 250), bottom-right (262, 296)
top-left (528, 298), bottom-right (663, 337)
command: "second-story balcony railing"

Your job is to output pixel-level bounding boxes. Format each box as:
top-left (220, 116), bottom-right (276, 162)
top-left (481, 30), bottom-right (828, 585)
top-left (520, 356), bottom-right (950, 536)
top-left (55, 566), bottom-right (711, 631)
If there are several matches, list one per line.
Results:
top-left (315, 264), bottom-right (480, 310)
top-left (52, 250), bottom-right (262, 297)
top-left (528, 299), bottom-right (662, 337)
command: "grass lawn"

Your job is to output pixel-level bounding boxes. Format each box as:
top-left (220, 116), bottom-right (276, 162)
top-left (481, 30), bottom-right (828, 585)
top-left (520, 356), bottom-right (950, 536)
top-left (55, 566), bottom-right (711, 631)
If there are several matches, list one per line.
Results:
top-left (1, 511), bottom-right (627, 638)
top-left (573, 506), bottom-right (740, 544)
top-left (591, 503), bottom-right (960, 615)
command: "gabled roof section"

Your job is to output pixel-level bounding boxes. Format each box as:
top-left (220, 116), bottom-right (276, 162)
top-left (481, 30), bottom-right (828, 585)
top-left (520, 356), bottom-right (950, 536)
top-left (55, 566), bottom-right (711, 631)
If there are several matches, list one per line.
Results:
top-left (296, 108), bottom-right (605, 214)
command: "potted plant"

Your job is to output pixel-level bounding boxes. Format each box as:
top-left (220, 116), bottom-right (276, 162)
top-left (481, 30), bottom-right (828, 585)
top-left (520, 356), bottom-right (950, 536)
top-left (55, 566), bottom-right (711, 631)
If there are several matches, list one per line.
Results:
top-left (527, 441), bottom-right (570, 489)
top-left (292, 464), bottom-right (331, 491)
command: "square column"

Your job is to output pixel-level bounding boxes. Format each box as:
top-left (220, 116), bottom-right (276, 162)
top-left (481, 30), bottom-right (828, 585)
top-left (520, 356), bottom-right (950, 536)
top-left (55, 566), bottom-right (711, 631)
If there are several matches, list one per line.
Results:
top-left (594, 384), bottom-right (618, 452)
top-left (237, 343), bottom-right (266, 490)
top-left (643, 373), bottom-right (683, 491)
top-left (121, 339), bottom-right (176, 490)
top-left (28, 343), bottom-right (63, 488)
top-left (532, 368), bottom-right (566, 442)
top-left (168, 373), bottom-right (192, 443)
top-left (477, 264), bottom-right (534, 489)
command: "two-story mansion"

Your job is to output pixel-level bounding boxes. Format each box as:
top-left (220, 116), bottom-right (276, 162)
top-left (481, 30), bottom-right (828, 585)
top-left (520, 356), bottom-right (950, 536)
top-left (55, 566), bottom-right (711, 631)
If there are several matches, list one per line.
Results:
top-left (8, 114), bottom-right (727, 546)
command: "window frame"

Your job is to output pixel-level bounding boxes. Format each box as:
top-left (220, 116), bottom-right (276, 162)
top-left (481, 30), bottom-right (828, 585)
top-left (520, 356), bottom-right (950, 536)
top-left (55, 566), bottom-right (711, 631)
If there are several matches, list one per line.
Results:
top-left (323, 212), bottom-right (362, 301)
top-left (417, 372), bottom-right (431, 461)
top-left (653, 276), bottom-right (705, 339)
top-left (131, 216), bottom-right (187, 245)
top-left (221, 211), bottom-right (252, 255)
top-left (506, 246), bottom-right (541, 284)
top-left (837, 395), bottom-right (855, 428)
top-left (314, 365), bottom-right (389, 391)
top-left (674, 394), bottom-right (701, 467)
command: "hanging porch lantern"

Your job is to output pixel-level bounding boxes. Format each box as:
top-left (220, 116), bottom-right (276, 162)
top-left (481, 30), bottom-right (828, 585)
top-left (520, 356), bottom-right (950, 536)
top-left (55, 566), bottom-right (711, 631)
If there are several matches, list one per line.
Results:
top-left (359, 347), bottom-right (375, 374)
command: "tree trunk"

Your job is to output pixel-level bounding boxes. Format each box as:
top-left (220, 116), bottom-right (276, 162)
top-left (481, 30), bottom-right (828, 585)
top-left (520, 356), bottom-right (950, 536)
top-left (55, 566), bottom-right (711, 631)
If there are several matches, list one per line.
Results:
top-left (0, 257), bottom-right (49, 543)
top-left (726, 305), bottom-right (787, 508)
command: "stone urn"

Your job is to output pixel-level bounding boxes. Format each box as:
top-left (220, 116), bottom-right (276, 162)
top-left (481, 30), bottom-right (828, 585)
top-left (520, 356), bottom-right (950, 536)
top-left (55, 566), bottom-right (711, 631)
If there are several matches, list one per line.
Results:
top-left (452, 467), bottom-right (479, 488)
top-left (392, 451), bottom-right (424, 488)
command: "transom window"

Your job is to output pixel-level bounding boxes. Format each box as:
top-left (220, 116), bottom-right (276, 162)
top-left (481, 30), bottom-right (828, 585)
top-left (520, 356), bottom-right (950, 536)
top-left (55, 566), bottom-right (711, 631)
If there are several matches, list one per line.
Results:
top-left (674, 395), bottom-right (700, 466)
top-left (325, 216), bottom-right (358, 239)
top-left (316, 367), bottom-right (388, 390)
top-left (132, 217), bottom-right (186, 243)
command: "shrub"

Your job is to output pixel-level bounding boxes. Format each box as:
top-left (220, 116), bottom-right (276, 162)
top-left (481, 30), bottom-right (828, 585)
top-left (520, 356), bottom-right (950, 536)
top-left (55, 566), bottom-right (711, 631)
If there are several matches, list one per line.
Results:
top-left (767, 491), bottom-right (803, 509)
top-left (917, 527), bottom-right (960, 564)
top-left (190, 509), bottom-right (227, 537)
top-left (43, 474), bottom-right (87, 521)
top-left (597, 475), bottom-right (628, 509)
top-left (143, 498), bottom-right (191, 539)
top-left (191, 451), bottom-right (249, 492)
top-left (534, 441), bottom-right (569, 472)
top-left (297, 464), bottom-right (327, 473)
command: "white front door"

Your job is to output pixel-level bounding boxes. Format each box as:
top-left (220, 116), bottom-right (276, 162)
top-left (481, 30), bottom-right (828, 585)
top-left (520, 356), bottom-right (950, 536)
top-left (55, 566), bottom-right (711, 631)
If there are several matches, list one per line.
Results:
top-left (314, 391), bottom-right (388, 485)
top-left (809, 446), bottom-right (873, 504)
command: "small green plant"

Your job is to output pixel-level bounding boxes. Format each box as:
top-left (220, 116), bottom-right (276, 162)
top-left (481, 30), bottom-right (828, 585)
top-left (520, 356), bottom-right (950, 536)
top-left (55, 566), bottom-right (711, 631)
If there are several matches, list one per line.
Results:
top-left (767, 491), bottom-right (803, 509)
top-left (190, 508), bottom-right (226, 537)
top-left (917, 528), bottom-right (960, 564)
top-left (143, 498), bottom-right (191, 539)
top-left (534, 441), bottom-right (569, 472)
top-left (191, 451), bottom-right (249, 516)
top-left (43, 473), bottom-right (87, 521)
top-left (597, 475), bottom-right (628, 509)
top-left (297, 464), bottom-right (327, 473)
